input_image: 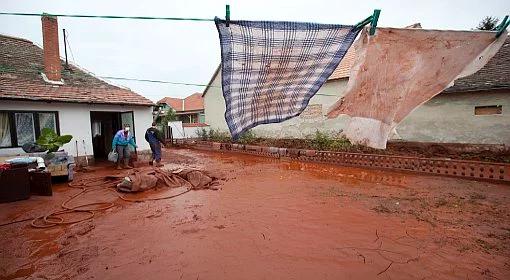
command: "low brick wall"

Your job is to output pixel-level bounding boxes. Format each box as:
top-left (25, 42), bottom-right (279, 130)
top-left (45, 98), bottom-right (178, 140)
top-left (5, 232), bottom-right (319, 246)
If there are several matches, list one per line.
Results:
top-left (174, 140), bottom-right (510, 184)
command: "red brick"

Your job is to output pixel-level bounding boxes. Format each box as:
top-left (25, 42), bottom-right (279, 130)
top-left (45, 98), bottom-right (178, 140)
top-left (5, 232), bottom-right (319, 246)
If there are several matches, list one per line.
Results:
top-left (41, 15), bottom-right (61, 81)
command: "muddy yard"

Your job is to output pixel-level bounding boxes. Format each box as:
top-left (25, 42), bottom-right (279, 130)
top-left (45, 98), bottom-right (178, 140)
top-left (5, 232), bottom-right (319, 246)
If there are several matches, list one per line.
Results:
top-left (1, 148), bottom-right (509, 280)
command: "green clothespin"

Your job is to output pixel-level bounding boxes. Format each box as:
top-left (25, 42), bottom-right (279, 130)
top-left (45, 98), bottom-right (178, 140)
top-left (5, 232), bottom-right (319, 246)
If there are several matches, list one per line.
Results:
top-left (496, 15), bottom-right (509, 38)
top-left (226, 4), bottom-right (230, 27)
top-left (354, 15), bottom-right (373, 30)
top-left (369, 9), bottom-right (381, 35)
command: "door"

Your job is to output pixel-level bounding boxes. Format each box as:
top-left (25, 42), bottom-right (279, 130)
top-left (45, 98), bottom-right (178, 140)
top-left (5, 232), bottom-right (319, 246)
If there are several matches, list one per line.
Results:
top-left (120, 111), bottom-right (136, 151)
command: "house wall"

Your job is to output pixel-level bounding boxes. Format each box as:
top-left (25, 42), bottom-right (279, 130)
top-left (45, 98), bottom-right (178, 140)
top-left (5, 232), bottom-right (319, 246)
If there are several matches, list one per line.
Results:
top-left (203, 72), bottom-right (350, 137)
top-left (0, 100), bottom-right (153, 157)
top-left (203, 72), bottom-right (510, 145)
top-left (396, 90), bottom-right (510, 145)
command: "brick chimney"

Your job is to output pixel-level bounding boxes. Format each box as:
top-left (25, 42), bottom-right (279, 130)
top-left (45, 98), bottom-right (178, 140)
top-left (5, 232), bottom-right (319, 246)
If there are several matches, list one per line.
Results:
top-left (41, 15), bottom-right (62, 82)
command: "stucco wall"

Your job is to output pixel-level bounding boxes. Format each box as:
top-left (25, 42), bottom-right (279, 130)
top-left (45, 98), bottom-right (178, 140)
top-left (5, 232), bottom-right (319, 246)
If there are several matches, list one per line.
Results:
top-left (396, 90), bottom-right (510, 145)
top-left (203, 72), bottom-right (351, 138)
top-left (0, 100), bottom-right (153, 157)
top-left (204, 71), bottom-right (510, 145)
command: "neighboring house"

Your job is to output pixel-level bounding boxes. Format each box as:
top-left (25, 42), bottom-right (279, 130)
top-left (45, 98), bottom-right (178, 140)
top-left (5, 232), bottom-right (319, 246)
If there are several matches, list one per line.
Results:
top-left (157, 93), bottom-right (208, 138)
top-left (158, 93), bottom-right (206, 124)
top-left (0, 15), bottom-right (154, 160)
top-left (203, 38), bottom-right (510, 146)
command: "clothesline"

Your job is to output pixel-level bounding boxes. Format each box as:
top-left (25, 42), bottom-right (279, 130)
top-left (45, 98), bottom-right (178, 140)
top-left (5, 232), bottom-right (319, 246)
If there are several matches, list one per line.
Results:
top-left (0, 12), bottom-right (215, 22)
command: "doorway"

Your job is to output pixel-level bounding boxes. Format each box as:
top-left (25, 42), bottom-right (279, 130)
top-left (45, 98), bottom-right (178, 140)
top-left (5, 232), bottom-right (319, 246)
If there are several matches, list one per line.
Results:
top-left (90, 111), bottom-right (135, 159)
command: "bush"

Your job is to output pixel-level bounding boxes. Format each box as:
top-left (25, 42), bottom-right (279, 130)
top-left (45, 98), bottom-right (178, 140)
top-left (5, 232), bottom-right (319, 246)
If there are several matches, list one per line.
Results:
top-left (197, 128), bottom-right (209, 140)
top-left (310, 130), bottom-right (352, 151)
top-left (311, 130), bottom-right (333, 150)
top-left (207, 129), bottom-right (231, 142)
top-left (236, 129), bottom-right (256, 144)
top-left (36, 128), bottom-right (73, 154)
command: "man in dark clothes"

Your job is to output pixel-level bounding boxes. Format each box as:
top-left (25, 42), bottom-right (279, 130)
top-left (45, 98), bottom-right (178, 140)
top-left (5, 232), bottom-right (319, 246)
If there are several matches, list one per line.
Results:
top-left (145, 122), bottom-right (166, 167)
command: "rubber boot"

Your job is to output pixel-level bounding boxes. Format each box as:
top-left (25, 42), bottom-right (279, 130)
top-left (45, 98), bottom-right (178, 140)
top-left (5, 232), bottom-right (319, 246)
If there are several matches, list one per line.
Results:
top-left (155, 160), bottom-right (163, 167)
top-left (116, 162), bottom-right (122, 170)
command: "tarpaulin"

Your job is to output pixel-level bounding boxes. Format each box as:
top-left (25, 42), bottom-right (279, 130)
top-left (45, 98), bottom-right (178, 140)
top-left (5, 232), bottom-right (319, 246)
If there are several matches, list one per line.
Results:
top-left (327, 27), bottom-right (508, 149)
top-left (215, 18), bottom-right (360, 139)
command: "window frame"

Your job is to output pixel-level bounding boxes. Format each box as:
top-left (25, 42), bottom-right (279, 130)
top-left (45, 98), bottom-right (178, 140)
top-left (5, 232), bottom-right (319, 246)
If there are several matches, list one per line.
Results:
top-left (0, 110), bottom-right (60, 149)
top-left (474, 105), bottom-right (503, 116)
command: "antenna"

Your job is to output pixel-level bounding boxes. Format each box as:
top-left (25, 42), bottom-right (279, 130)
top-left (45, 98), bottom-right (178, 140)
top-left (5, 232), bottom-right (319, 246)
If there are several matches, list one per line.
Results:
top-left (63, 28), bottom-right (68, 67)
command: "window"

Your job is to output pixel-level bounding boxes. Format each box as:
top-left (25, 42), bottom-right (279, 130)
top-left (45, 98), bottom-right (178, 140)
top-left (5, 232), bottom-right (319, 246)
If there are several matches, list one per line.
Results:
top-left (15, 113), bottom-right (36, 145)
top-left (0, 112), bottom-right (11, 147)
top-left (475, 105), bottom-right (502, 116)
top-left (0, 111), bottom-right (59, 148)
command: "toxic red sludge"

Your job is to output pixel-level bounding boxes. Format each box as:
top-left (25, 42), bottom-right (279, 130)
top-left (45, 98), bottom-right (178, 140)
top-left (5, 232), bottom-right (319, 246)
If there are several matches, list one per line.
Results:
top-left (0, 148), bottom-right (509, 279)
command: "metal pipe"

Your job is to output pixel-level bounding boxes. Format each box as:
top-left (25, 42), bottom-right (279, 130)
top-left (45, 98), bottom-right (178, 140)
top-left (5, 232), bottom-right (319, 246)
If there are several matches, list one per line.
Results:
top-left (63, 29), bottom-right (68, 67)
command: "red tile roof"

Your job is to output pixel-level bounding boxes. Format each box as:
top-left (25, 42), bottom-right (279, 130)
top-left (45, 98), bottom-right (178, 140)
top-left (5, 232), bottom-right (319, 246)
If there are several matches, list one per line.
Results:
top-left (328, 47), bottom-right (356, 80)
top-left (0, 34), bottom-right (153, 106)
top-left (158, 97), bottom-right (183, 111)
top-left (158, 93), bottom-right (204, 112)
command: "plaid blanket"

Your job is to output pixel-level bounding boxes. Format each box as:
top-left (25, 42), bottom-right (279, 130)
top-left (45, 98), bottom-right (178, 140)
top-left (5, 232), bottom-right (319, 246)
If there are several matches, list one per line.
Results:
top-left (215, 18), bottom-right (360, 139)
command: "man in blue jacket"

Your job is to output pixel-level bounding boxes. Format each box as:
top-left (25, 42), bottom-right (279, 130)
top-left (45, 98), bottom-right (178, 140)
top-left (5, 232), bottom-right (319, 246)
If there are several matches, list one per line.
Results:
top-left (112, 124), bottom-right (138, 169)
top-left (145, 122), bottom-right (165, 167)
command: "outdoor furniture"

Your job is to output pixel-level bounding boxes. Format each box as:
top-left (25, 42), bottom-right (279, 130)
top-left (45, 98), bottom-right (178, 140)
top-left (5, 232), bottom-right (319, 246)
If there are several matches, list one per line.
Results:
top-left (0, 163), bottom-right (30, 203)
top-left (29, 171), bottom-right (52, 196)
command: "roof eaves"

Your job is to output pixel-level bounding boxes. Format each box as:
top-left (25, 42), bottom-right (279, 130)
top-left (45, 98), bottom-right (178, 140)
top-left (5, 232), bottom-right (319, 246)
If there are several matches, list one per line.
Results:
top-left (202, 64), bottom-right (221, 97)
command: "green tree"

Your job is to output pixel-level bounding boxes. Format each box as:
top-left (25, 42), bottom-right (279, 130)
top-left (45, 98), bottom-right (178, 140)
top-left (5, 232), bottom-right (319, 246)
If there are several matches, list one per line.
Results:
top-left (157, 108), bottom-right (177, 126)
top-left (476, 16), bottom-right (499, 30)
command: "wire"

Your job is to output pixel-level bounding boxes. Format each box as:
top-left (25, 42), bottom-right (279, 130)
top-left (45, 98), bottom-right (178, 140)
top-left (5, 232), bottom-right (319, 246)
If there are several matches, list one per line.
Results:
top-left (64, 30), bottom-right (76, 63)
top-left (100, 76), bottom-right (339, 96)
top-left (100, 76), bottom-right (217, 88)
top-left (0, 12), bottom-right (215, 22)
top-left (1, 69), bottom-right (339, 97)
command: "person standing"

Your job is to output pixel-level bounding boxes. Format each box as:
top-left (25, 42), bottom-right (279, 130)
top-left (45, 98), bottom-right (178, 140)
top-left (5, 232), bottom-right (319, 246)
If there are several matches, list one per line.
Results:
top-left (145, 122), bottom-right (165, 167)
top-left (112, 124), bottom-right (137, 170)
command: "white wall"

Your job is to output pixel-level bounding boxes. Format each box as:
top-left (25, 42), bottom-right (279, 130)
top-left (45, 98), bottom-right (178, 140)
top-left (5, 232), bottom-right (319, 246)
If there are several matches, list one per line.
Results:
top-left (204, 71), bottom-right (351, 137)
top-left (203, 71), bottom-right (510, 145)
top-left (0, 100), bottom-right (153, 157)
top-left (396, 91), bottom-right (510, 145)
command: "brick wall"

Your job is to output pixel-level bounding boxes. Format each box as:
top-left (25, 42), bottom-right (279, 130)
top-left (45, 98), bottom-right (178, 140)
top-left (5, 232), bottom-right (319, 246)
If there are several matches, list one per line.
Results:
top-left (41, 15), bottom-right (61, 81)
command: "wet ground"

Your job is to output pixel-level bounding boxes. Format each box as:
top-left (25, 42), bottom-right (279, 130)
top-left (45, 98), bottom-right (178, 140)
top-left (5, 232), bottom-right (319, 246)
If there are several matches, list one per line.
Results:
top-left (1, 148), bottom-right (509, 280)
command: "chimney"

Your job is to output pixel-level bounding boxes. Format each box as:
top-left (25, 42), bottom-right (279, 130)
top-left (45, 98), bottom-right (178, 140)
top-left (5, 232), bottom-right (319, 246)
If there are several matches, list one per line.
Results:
top-left (41, 15), bottom-right (62, 82)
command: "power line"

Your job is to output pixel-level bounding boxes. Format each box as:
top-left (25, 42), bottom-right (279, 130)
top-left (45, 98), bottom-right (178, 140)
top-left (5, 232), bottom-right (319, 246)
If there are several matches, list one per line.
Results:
top-left (0, 12), bottom-right (215, 22)
top-left (100, 76), bottom-right (217, 88)
top-left (0, 69), bottom-right (339, 97)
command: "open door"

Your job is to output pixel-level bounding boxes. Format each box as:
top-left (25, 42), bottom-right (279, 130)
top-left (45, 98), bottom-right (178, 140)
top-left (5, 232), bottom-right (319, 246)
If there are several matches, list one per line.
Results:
top-left (90, 111), bottom-right (121, 159)
top-left (120, 111), bottom-right (137, 159)
top-left (120, 111), bottom-right (135, 137)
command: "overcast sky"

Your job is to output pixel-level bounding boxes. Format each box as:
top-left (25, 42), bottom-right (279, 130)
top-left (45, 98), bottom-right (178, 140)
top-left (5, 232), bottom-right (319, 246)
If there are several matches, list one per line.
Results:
top-left (1, 0), bottom-right (509, 102)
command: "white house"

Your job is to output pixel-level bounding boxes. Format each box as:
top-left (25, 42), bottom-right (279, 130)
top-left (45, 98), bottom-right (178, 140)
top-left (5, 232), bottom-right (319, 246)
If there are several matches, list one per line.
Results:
top-left (0, 15), bottom-right (154, 161)
top-left (202, 38), bottom-right (510, 146)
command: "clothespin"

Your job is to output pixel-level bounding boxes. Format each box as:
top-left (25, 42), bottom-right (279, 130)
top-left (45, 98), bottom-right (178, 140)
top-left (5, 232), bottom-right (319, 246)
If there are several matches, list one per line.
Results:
top-left (226, 4), bottom-right (230, 27)
top-left (369, 9), bottom-right (381, 36)
top-left (496, 15), bottom-right (509, 38)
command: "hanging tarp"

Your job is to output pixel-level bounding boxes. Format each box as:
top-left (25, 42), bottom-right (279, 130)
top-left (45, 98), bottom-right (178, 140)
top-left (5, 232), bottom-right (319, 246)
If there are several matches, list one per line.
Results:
top-left (215, 18), bottom-right (361, 139)
top-left (327, 27), bottom-right (508, 149)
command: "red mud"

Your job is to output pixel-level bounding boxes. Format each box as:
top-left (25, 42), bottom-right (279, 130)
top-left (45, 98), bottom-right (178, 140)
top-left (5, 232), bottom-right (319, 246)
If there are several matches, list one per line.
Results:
top-left (1, 148), bottom-right (509, 279)
top-left (231, 138), bottom-right (510, 163)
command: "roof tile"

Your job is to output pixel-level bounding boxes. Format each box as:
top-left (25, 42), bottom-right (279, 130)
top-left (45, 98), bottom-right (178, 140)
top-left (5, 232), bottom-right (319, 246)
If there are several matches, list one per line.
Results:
top-left (0, 34), bottom-right (153, 106)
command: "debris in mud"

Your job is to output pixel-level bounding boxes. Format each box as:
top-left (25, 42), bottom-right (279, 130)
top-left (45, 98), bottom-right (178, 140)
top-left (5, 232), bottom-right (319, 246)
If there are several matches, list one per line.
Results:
top-left (116, 168), bottom-right (220, 193)
top-left (371, 204), bottom-right (393, 214)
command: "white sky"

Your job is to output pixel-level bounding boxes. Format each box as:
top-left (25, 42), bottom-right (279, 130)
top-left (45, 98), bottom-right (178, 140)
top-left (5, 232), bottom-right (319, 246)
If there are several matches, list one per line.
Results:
top-left (1, 0), bottom-right (509, 102)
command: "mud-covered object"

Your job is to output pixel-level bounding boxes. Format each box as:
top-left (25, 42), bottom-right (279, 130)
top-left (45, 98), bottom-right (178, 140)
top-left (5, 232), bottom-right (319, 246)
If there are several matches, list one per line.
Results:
top-left (116, 168), bottom-right (218, 193)
top-left (21, 143), bottom-right (47, 153)
top-left (327, 28), bottom-right (508, 149)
